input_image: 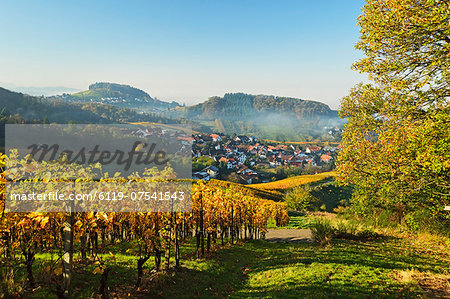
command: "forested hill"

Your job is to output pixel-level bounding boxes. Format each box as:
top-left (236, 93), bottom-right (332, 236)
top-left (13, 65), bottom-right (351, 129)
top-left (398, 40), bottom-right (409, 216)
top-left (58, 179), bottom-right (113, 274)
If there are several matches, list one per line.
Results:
top-left (63, 82), bottom-right (180, 112)
top-left (0, 87), bottom-right (172, 124)
top-left (175, 93), bottom-right (337, 120)
top-left (166, 93), bottom-right (343, 141)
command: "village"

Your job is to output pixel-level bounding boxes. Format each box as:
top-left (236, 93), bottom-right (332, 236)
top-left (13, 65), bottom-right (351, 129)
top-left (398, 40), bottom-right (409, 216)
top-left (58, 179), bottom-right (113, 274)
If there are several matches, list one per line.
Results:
top-left (129, 127), bottom-right (342, 184)
top-left (191, 133), bottom-right (341, 184)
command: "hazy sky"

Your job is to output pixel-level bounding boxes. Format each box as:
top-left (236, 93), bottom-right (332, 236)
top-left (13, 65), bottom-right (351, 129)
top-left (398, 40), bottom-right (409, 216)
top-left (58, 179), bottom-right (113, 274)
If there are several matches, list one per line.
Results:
top-left (0, 0), bottom-right (367, 109)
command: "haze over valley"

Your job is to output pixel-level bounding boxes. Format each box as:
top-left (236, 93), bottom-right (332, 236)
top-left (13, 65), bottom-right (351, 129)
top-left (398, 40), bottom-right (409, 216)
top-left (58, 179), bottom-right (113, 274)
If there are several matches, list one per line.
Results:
top-left (0, 82), bottom-right (344, 142)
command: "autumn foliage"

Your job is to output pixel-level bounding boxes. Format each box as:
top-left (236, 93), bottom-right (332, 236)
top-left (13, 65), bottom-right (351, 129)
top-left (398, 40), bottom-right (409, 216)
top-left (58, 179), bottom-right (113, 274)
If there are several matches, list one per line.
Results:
top-left (0, 154), bottom-right (288, 295)
top-left (252, 172), bottom-right (336, 192)
top-left (337, 0), bottom-right (450, 231)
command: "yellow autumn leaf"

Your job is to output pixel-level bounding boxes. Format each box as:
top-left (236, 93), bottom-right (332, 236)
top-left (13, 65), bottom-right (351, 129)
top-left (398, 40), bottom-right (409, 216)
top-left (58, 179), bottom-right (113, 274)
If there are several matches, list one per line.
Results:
top-left (93, 267), bottom-right (104, 274)
top-left (40, 217), bottom-right (49, 228)
top-left (54, 267), bottom-right (63, 275)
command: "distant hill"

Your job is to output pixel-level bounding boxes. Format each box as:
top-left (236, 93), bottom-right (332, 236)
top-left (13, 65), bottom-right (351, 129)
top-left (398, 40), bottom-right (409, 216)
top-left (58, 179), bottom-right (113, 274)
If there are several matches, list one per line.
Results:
top-left (178, 93), bottom-right (337, 119)
top-left (168, 93), bottom-right (344, 141)
top-left (63, 82), bottom-right (180, 113)
top-left (0, 87), bottom-right (173, 124)
top-left (0, 85), bottom-right (345, 141)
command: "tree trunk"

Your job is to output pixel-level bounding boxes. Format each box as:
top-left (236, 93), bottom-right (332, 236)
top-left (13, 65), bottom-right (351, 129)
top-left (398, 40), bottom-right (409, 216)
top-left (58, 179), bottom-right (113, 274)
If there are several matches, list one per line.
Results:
top-left (136, 255), bottom-right (150, 288)
top-left (175, 222), bottom-right (180, 268)
top-left (99, 268), bottom-right (111, 299)
top-left (24, 250), bottom-right (35, 288)
top-left (196, 194), bottom-right (205, 258)
top-left (80, 234), bottom-right (87, 262)
top-left (154, 215), bottom-right (161, 271)
top-left (165, 226), bottom-right (171, 270)
top-left (63, 204), bottom-right (74, 298)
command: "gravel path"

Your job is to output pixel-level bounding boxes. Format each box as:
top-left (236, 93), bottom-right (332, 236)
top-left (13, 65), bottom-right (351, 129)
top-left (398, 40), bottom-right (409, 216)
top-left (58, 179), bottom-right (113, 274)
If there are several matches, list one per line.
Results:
top-left (264, 229), bottom-right (313, 243)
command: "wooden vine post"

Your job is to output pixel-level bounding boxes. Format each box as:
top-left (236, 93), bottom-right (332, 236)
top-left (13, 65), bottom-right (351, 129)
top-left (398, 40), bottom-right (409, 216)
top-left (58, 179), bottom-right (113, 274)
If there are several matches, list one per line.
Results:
top-left (63, 181), bottom-right (75, 298)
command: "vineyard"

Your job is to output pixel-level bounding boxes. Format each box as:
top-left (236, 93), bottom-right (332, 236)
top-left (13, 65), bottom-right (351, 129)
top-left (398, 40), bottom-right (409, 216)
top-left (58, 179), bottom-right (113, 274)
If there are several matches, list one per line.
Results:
top-left (208, 179), bottom-right (284, 202)
top-left (0, 155), bottom-right (289, 297)
top-left (251, 172), bottom-right (336, 192)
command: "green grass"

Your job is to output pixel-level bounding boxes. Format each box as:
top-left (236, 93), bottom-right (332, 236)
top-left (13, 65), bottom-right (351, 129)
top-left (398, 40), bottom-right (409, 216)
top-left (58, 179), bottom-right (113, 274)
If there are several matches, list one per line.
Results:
top-left (4, 228), bottom-right (449, 298)
top-left (267, 212), bottom-right (315, 229)
top-left (143, 235), bottom-right (449, 298)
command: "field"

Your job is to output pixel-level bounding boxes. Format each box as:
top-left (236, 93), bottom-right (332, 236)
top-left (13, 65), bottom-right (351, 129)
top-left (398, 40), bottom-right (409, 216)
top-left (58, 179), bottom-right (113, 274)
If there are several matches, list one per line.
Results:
top-left (0, 174), bottom-right (290, 298)
top-left (128, 122), bottom-right (200, 133)
top-left (4, 210), bottom-right (449, 298)
top-left (139, 215), bottom-right (450, 298)
top-left (209, 179), bottom-right (284, 202)
top-left (6, 220), bottom-right (449, 298)
top-left (214, 118), bottom-right (226, 133)
top-left (251, 172), bottom-right (336, 192)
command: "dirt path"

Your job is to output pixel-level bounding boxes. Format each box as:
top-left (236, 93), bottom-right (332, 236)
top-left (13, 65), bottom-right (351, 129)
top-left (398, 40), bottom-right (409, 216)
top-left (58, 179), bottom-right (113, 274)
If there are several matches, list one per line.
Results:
top-left (264, 229), bottom-right (313, 243)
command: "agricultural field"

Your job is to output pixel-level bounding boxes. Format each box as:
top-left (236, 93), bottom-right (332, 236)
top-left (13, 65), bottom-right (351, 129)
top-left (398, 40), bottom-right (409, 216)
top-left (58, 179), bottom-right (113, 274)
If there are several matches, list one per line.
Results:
top-left (251, 172), bottom-right (336, 192)
top-left (128, 122), bottom-right (200, 133)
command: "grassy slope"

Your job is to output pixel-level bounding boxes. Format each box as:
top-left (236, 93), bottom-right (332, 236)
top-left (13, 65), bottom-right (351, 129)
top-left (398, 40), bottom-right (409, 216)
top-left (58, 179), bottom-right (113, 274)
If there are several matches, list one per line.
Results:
top-left (145, 234), bottom-right (449, 298)
top-left (18, 232), bottom-right (449, 298)
top-left (267, 211), bottom-right (315, 229)
top-left (71, 89), bottom-right (101, 99)
top-left (9, 213), bottom-right (450, 298)
top-left (129, 122), bottom-right (201, 134)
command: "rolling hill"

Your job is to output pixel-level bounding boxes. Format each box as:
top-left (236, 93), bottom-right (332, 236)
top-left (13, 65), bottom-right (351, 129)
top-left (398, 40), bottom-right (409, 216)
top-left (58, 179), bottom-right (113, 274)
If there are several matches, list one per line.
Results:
top-left (1, 82), bottom-right (345, 141)
top-left (177, 93), bottom-right (337, 119)
top-left (167, 93), bottom-right (344, 141)
top-left (62, 82), bottom-right (180, 113)
top-left (0, 87), bottom-right (173, 124)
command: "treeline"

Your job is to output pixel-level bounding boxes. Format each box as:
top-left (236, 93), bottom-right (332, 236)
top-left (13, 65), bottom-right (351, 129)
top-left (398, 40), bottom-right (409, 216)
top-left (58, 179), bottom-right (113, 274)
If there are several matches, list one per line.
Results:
top-left (167, 93), bottom-right (343, 141)
top-left (219, 118), bottom-right (337, 142)
top-left (180, 92), bottom-right (337, 120)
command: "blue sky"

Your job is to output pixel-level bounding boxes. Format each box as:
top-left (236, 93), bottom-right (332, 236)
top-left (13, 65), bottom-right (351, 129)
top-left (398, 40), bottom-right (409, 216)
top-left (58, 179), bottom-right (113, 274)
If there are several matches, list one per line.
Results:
top-left (0, 0), bottom-right (367, 109)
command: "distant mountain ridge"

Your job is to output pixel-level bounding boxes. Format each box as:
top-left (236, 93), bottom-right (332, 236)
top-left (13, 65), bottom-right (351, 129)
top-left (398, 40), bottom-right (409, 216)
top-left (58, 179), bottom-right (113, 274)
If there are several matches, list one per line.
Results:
top-left (63, 82), bottom-right (180, 113)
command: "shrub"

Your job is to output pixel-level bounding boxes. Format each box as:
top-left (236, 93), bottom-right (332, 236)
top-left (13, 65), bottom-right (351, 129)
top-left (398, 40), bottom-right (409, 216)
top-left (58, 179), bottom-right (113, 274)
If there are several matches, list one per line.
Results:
top-left (334, 220), bottom-right (358, 238)
top-left (311, 218), bottom-right (334, 246)
top-left (285, 185), bottom-right (319, 211)
top-left (312, 218), bottom-right (382, 245)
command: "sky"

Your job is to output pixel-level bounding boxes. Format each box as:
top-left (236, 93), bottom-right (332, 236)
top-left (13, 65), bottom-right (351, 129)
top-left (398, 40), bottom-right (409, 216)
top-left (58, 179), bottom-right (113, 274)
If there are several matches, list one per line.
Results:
top-left (0, 0), bottom-right (367, 109)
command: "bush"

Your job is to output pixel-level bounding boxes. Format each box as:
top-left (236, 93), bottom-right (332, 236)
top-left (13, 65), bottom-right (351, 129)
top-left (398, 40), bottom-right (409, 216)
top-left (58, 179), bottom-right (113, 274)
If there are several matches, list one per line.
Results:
top-left (311, 218), bottom-right (334, 246)
top-left (312, 218), bottom-right (382, 245)
top-left (285, 185), bottom-right (319, 211)
top-left (334, 220), bottom-right (357, 238)
top-left (404, 208), bottom-right (450, 236)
